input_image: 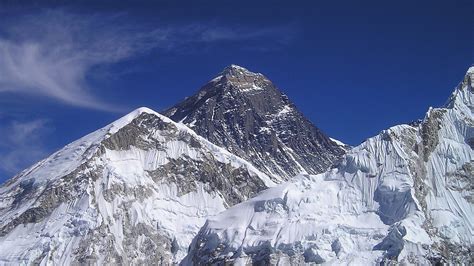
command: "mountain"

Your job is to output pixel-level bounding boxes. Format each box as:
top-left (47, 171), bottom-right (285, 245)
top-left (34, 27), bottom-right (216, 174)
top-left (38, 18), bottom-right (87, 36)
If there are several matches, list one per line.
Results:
top-left (0, 108), bottom-right (276, 264)
top-left (164, 65), bottom-right (345, 181)
top-left (184, 67), bottom-right (474, 265)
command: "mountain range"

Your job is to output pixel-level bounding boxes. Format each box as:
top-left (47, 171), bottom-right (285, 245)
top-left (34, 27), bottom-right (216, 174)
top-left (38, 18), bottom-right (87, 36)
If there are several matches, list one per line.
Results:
top-left (0, 65), bottom-right (472, 265)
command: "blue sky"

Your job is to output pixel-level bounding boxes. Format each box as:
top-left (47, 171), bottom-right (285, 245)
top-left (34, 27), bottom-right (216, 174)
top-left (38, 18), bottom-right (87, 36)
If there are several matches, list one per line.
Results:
top-left (0, 0), bottom-right (472, 183)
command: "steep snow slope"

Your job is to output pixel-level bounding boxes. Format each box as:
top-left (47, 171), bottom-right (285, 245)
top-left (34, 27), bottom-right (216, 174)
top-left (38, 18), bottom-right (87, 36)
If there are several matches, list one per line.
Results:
top-left (0, 108), bottom-right (275, 264)
top-left (165, 65), bottom-right (345, 180)
top-left (184, 68), bottom-right (474, 265)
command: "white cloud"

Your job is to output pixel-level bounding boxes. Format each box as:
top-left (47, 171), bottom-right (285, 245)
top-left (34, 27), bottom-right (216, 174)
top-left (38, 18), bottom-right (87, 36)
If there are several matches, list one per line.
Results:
top-left (0, 10), bottom-right (159, 112)
top-left (0, 119), bottom-right (51, 176)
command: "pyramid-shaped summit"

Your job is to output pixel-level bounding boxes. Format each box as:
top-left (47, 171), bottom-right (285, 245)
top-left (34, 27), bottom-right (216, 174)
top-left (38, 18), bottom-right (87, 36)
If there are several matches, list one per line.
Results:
top-left (165, 65), bottom-right (346, 180)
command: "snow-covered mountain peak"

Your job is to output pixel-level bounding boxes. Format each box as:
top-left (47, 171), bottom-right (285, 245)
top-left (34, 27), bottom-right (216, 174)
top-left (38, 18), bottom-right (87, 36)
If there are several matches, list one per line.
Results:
top-left (165, 67), bottom-right (345, 180)
top-left (0, 65), bottom-right (471, 265)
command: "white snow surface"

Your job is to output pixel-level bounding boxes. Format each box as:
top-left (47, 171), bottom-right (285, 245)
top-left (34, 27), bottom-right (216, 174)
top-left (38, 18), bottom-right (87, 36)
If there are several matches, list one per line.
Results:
top-left (0, 107), bottom-right (275, 265)
top-left (184, 69), bottom-right (474, 264)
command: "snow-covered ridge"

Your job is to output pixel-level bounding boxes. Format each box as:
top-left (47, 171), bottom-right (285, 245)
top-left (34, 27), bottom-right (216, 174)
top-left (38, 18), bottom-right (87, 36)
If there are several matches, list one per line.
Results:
top-left (1, 107), bottom-right (274, 189)
top-left (184, 67), bottom-right (474, 265)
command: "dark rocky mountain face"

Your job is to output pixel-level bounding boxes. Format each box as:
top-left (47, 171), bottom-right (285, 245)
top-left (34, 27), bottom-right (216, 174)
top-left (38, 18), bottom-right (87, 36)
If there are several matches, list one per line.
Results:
top-left (165, 65), bottom-right (345, 180)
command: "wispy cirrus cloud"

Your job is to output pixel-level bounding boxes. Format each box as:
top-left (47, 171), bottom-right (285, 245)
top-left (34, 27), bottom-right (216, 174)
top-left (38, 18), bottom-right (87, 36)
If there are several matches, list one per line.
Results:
top-left (0, 9), bottom-right (296, 112)
top-left (0, 10), bottom-right (162, 112)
